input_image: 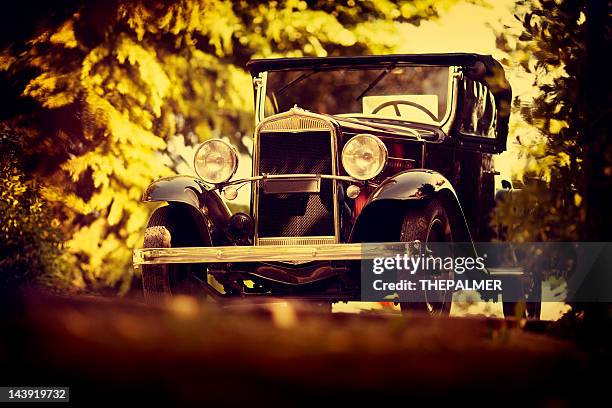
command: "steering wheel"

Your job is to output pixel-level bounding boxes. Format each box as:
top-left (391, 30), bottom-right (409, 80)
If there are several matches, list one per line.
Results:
top-left (371, 100), bottom-right (438, 121)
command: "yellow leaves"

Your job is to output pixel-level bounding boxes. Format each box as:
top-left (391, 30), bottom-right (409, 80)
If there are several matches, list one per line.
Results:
top-left (67, 218), bottom-right (106, 259)
top-left (548, 119), bottom-right (568, 134)
top-left (120, 0), bottom-right (239, 56)
top-left (126, 207), bottom-right (148, 236)
top-left (198, 0), bottom-right (240, 56)
top-left (50, 20), bottom-right (78, 49)
top-left (557, 151), bottom-right (571, 167)
top-left (81, 45), bottom-right (110, 84)
top-left (7, 0), bottom-right (465, 291)
top-left (20, 20), bottom-right (81, 109)
top-left (23, 73), bottom-right (55, 100)
top-left (40, 185), bottom-right (64, 204)
top-left (353, 21), bottom-right (401, 52)
top-left (1, 151), bottom-right (66, 284)
top-left (0, 51), bottom-right (15, 71)
top-left (64, 193), bottom-right (148, 289)
top-left (220, 63), bottom-right (252, 107)
top-left (67, 217), bottom-right (124, 281)
top-left (0, 167), bottom-right (28, 203)
top-left (115, 36), bottom-right (170, 117)
top-left (63, 152), bottom-right (93, 183)
top-left (121, 2), bottom-right (153, 41)
top-left (23, 72), bottom-right (79, 108)
top-left (515, 138), bottom-right (573, 183)
top-left (247, 2), bottom-right (364, 57)
top-left (107, 197), bottom-right (124, 226)
top-left (305, 36), bottom-right (327, 57)
top-left (399, 2), bottom-right (419, 19)
top-left (81, 39), bottom-right (169, 124)
top-left (159, 49), bottom-right (253, 143)
top-left (107, 99), bottom-right (167, 149)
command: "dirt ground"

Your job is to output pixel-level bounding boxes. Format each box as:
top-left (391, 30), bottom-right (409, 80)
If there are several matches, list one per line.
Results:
top-left (0, 292), bottom-right (607, 405)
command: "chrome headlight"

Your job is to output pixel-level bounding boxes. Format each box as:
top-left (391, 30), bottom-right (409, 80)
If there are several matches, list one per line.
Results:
top-left (194, 139), bottom-right (238, 184)
top-left (341, 134), bottom-right (387, 180)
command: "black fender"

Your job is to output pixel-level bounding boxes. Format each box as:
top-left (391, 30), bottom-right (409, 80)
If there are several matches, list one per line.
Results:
top-left (142, 176), bottom-right (231, 243)
top-left (350, 169), bottom-right (472, 243)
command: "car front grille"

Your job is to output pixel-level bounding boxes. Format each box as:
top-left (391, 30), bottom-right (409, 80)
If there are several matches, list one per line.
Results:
top-left (256, 130), bottom-right (335, 239)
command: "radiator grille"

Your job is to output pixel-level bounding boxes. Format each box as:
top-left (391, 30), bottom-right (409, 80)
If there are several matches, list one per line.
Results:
top-left (257, 131), bottom-right (335, 238)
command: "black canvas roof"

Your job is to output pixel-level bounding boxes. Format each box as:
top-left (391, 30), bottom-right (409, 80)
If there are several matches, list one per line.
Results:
top-left (248, 53), bottom-right (495, 74)
top-left (247, 53), bottom-right (512, 147)
top-left (246, 52), bottom-right (511, 105)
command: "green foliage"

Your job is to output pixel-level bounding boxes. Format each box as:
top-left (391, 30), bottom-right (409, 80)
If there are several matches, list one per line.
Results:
top-left (0, 0), bottom-right (461, 292)
top-left (0, 128), bottom-right (66, 289)
top-left (493, 0), bottom-right (610, 242)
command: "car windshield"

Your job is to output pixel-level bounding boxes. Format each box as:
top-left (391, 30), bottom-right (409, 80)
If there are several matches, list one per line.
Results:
top-left (264, 65), bottom-right (451, 125)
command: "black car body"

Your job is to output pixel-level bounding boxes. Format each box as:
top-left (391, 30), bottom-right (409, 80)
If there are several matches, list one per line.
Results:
top-left (133, 53), bottom-right (513, 311)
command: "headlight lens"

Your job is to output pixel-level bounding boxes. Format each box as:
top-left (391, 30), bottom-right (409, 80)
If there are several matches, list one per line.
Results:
top-left (194, 139), bottom-right (238, 184)
top-left (341, 134), bottom-right (387, 180)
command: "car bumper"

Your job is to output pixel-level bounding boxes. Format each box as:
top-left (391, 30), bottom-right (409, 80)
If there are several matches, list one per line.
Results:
top-left (133, 242), bottom-right (416, 266)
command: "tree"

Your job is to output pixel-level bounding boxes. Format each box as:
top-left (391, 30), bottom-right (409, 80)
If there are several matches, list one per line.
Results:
top-left (494, 0), bottom-right (611, 340)
top-left (0, 0), bottom-right (463, 292)
top-left (0, 126), bottom-right (65, 291)
top-left (493, 0), bottom-right (611, 243)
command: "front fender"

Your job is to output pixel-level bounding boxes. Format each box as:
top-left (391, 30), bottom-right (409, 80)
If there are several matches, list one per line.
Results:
top-left (142, 175), bottom-right (231, 233)
top-left (143, 175), bottom-right (205, 209)
top-left (368, 169), bottom-right (456, 203)
top-left (351, 170), bottom-right (471, 242)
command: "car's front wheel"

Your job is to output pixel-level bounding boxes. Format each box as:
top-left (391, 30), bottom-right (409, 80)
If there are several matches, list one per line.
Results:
top-left (399, 199), bottom-right (454, 316)
top-left (141, 204), bottom-right (210, 302)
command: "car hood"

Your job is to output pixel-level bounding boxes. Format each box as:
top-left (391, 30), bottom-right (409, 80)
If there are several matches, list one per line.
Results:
top-left (324, 114), bottom-right (443, 141)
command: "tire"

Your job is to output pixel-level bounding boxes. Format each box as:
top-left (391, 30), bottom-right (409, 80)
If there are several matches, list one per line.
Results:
top-left (501, 277), bottom-right (526, 319)
top-left (525, 273), bottom-right (542, 319)
top-left (502, 274), bottom-right (542, 319)
top-left (399, 199), bottom-right (454, 316)
top-left (502, 243), bottom-right (548, 319)
top-left (141, 204), bottom-right (209, 302)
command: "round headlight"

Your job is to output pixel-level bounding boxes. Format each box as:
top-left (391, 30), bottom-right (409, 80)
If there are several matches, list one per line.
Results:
top-left (194, 139), bottom-right (238, 184)
top-left (341, 134), bottom-right (387, 180)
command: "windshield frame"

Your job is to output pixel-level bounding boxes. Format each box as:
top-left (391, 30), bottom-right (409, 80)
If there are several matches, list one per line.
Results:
top-left (254, 64), bottom-right (458, 129)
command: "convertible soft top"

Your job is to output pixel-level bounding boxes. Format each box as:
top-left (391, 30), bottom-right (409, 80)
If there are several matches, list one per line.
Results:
top-left (247, 53), bottom-right (512, 144)
top-left (247, 53), bottom-right (510, 97)
top-left (248, 53), bottom-right (494, 72)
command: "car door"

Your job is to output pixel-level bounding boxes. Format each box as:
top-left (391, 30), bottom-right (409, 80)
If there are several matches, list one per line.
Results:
top-left (455, 77), bottom-right (503, 153)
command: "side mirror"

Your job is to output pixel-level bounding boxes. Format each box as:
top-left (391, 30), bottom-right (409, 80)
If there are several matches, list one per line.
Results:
top-left (501, 179), bottom-right (512, 190)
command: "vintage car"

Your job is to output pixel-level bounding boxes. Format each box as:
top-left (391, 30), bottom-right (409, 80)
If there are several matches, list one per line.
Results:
top-left (133, 53), bottom-right (520, 316)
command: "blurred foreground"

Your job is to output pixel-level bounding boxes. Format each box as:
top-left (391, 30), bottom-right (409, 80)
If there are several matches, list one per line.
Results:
top-left (0, 292), bottom-right (606, 405)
